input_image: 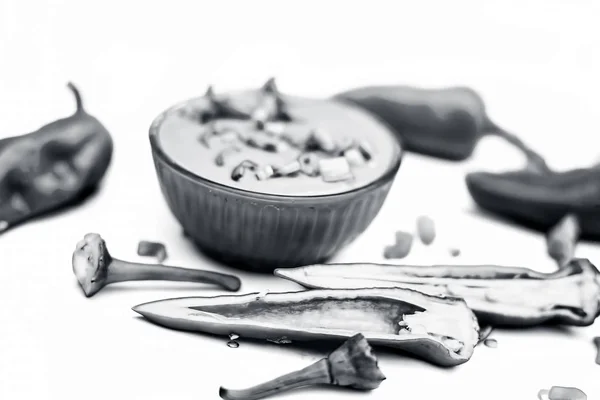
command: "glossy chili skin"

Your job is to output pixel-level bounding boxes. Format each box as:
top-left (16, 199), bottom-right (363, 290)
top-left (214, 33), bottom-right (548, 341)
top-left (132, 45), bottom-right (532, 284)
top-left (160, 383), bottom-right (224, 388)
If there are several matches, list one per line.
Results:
top-left (0, 83), bottom-right (113, 233)
top-left (466, 167), bottom-right (600, 239)
top-left (333, 85), bottom-right (549, 173)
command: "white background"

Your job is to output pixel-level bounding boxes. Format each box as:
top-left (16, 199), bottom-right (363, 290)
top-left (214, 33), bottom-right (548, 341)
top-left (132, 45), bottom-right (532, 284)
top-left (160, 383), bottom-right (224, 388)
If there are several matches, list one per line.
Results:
top-left (1, 1), bottom-right (599, 399)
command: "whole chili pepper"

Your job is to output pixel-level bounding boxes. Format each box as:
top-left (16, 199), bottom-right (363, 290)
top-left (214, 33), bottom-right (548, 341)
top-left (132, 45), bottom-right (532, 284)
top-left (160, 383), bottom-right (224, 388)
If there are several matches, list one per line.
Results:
top-left (0, 83), bottom-right (113, 234)
top-left (333, 85), bottom-right (550, 173)
top-left (465, 166), bottom-right (600, 239)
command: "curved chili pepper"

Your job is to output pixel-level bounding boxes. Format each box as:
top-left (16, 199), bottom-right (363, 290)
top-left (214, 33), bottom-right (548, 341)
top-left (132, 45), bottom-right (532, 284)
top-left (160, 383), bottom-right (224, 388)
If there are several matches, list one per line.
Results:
top-left (466, 167), bottom-right (600, 239)
top-left (0, 83), bottom-right (113, 234)
top-left (333, 85), bottom-right (549, 173)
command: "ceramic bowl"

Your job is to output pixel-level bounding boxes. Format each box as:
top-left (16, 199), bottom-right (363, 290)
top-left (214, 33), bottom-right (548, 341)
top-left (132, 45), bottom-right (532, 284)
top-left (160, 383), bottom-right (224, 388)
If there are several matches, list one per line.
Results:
top-left (149, 96), bottom-right (402, 272)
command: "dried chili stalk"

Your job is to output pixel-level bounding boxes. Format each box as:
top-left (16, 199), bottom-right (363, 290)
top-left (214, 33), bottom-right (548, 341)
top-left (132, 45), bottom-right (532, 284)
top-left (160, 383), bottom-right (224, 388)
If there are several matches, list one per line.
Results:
top-left (219, 333), bottom-right (385, 400)
top-left (72, 233), bottom-right (241, 297)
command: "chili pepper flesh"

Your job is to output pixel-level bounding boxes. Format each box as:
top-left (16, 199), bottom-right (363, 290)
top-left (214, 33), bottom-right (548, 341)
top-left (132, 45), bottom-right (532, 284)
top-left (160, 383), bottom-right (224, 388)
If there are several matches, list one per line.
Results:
top-left (133, 288), bottom-right (480, 367)
top-left (274, 259), bottom-right (600, 326)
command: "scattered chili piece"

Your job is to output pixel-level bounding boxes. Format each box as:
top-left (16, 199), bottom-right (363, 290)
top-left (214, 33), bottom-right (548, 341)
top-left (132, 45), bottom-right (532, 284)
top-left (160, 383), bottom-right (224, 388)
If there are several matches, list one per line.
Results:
top-left (344, 148), bottom-right (366, 167)
top-left (319, 157), bottom-right (353, 182)
top-left (593, 337), bottom-right (600, 365)
top-left (546, 213), bottom-right (580, 267)
top-left (547, 386), bottom-right (587, 400)
top-left (298, 153), bottom-right (320, 177)
top-left (275, 160), bottom-right (301, 176)
top-left (255, 165), bottom-right (275, 181)
top-left (137, 240), bottom-right (168, 263)
top-left (215, 146), bottom-right (241, 167)
top-left (416, 215), bottom-right (436, 245)
top-left (383, 230), bottom-right (413, 259)
top-left (307, 127), bottom-right (336, 153)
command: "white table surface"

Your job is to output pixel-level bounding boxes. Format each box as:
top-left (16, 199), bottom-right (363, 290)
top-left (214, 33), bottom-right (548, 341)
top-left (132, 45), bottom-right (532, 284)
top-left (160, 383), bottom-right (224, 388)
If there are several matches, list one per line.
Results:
top-left (1, 1), bottom-right (599, 399)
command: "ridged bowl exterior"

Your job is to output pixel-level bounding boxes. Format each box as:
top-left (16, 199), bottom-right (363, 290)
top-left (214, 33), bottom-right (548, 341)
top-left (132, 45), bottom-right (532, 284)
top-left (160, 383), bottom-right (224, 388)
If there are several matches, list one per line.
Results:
top-left (149, 105), bottom-right (402, 272)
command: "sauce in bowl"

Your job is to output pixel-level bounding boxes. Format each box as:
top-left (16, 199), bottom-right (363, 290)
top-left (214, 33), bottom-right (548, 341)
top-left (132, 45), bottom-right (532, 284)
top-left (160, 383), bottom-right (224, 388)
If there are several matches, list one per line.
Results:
top-left (155, 83), bottom-right (401, 197)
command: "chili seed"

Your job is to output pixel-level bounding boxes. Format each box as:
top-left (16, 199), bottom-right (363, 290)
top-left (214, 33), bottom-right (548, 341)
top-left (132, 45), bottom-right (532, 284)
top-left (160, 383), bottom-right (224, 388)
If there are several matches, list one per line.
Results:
top-left (226, 340), bottom-right (240, 348)
top-left (229, 333), bottom-right (240, 341)
top-left (298, 153), bottom-right (320, 177)
top-left (344, 148), bottom-right (366, 167)
top-left (548, 386), bottom-right (587, 400)
top-left (483, 338), bottom-right (498, 348)
top-left (442, 338), bottom-right (464, 353)
top-left (478, 325), bottom-right (494, 344)
top-left (0, 220), bottom-right (8, 232)
top-left (416, 215), bottom-right (436, 245)
top-left (267, 336), bottom-right (292, 345)
top-left (319, 157), bottom-right (353, 182)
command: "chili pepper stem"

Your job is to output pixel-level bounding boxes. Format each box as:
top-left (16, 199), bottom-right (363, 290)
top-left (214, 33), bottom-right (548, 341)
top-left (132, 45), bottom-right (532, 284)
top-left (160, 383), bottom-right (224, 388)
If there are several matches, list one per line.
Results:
top-left (105, 259), bottom-right (241, 291)
top-left (485, 119), bottom-right (551, 174)
top-left (72, 233), bottom-right (241, 297)
top-left (219, 359), bottom-right (330, 400)
top-left (66, 82), bottom-right (84, 113)
top-left (220, 333), bottom-right (385, 400)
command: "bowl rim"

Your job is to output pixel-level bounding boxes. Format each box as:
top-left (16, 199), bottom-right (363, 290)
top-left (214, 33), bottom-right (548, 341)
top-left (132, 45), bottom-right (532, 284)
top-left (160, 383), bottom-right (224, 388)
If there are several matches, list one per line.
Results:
top-left (149, 95), bottom-right (403, 203)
